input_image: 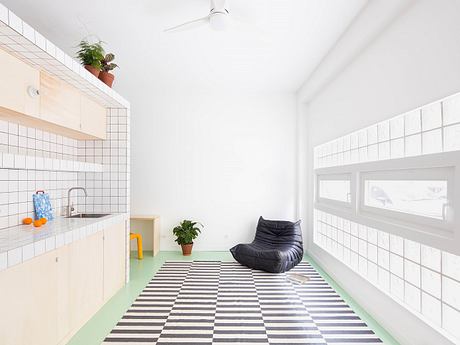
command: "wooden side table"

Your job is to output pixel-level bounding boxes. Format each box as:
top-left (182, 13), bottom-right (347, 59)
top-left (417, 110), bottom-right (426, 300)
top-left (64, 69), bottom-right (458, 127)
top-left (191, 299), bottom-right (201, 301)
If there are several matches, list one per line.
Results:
top-left (129, 215), bottom-right (160, 256)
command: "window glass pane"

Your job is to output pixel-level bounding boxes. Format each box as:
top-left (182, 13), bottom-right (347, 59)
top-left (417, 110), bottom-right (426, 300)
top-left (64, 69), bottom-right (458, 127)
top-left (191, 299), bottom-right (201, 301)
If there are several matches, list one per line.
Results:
top-left (364, 180), bottom-right (447, 220)
top-left (319, 180), bottom-right (350, 203)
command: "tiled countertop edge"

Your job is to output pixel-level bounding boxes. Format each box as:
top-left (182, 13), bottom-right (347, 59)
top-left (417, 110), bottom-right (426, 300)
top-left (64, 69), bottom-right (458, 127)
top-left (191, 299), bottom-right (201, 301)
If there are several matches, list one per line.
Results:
top-left (0, 213), bottom-right (128, 271)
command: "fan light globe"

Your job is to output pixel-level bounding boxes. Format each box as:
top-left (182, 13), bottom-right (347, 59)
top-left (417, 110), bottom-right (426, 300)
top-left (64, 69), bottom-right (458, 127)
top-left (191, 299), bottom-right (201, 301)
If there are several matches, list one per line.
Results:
top-left (210, 12), bottom-right (228, 31)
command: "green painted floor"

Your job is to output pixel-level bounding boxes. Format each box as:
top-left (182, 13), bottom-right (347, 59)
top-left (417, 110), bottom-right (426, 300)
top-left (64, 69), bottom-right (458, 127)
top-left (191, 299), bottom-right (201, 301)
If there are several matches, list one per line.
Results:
top-left (67, 251), bottom-right (400, 345)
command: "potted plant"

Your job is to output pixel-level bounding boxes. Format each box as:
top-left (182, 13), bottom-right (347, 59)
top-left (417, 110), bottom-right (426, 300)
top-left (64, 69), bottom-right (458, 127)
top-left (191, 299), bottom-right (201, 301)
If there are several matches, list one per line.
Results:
top-left (76, 40), bottom-right (104, 77)
top-left (99, 53), bottom-right (118, 88)
top-left (172, 220), bottom-right (202, 256)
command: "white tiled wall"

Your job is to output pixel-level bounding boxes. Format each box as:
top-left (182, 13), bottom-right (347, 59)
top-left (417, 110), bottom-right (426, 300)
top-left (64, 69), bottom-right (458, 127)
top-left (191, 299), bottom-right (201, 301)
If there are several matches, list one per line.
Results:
top-left (77, 108), bottom-right (130, 215)
top-left (313, 92), bottom-right (460, 342)
top-left (0, 108), bottom-right (130, 228)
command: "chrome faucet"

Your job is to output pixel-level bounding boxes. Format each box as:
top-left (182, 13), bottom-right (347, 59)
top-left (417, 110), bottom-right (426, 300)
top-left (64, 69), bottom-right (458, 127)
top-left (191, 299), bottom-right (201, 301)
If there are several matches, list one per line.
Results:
top-left (67, 187), bottom-right (87, 217)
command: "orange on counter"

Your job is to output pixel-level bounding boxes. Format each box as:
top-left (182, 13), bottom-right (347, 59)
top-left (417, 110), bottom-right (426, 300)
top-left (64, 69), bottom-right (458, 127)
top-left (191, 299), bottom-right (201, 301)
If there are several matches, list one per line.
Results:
top-left (22, 217), bottom-right (33, 225)
top-left (40, 217), bottom-right (47, 225)
top-left (33, 219), bottom-right (43, 227)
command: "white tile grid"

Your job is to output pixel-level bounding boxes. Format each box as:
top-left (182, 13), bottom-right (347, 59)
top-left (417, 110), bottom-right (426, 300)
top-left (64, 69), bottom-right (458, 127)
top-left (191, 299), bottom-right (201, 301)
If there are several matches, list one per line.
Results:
top-left (0, 108), bottom-right (129, 228)
top-left (0, 4), bottom-right (130, 109)
top-left (312, 91), bottom-right (460, 342)
top-left (0, 119), bottom-right (103, 172)
top-left (77, 108), bottom-right (130, 216)
top-left (0, 169), bottom-right (79, 228)
top-left (314, 93), bottom-right (460, 169)
top-left (0, 119), bottom-right (78, 159)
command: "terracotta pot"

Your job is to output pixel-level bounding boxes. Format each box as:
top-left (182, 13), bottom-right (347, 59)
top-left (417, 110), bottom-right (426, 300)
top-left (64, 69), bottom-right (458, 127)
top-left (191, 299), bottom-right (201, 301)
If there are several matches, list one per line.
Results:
top-left (181, 243), bottom-right (193, 256)
top-left (99, 71), bottom-right (115, 88)
top-left (84, 65), bottom-right (100, 77)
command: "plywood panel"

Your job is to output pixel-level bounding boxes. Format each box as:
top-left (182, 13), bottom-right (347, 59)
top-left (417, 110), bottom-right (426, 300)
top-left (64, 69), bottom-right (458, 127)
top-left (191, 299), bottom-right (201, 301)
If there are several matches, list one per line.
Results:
top-left (103, 221), bottom-right (126, 301)
top-left (0, 48), bottom-right (40, 118)
top-left (40, 72), bottom-right (81, 131)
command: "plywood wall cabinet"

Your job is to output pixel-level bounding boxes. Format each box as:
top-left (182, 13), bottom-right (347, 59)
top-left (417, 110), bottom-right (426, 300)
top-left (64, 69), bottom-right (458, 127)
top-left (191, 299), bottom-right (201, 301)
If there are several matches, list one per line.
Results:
top-left (0, 48), bottom-right (108, 140)
top-left (0, 48), bottom-right (40, 119)
top-left (39, 72), bottom-right (82, 131)
top-left (81, 94), bottom-right (107, 140)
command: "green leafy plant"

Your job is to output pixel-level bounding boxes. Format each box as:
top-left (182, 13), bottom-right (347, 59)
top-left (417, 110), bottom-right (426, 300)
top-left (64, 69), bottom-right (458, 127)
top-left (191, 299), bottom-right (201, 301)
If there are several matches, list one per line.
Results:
top-left (173, 220), bottom-right (203, 245)
top-left (101, 53), bottom-right (119, 72)
top-left (76, 40), bottom-right (104, 69)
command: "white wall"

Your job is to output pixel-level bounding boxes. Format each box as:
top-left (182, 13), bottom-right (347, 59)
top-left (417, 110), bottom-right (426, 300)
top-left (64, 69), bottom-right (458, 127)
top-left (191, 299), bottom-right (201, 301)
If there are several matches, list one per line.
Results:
top-left (305, 0), bottom-right (460, 146)
top-left (298, 1), bottom-right (460, 344)
top-left (131, 87), bottom-right (297, 251)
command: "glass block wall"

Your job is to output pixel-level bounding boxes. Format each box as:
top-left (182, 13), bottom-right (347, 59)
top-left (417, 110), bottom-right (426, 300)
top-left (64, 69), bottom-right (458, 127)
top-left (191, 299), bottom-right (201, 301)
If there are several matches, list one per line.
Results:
top-left (314, 93), bottom-right (460, 169)
top-left (313, 93), bottom-right (460, 342)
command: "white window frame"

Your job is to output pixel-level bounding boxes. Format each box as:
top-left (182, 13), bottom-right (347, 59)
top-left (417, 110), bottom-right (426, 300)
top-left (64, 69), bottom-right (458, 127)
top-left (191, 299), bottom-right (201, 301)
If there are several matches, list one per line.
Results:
top-left (316, 173), bottom-right (353, 209)
top-left (359, 167), bottom-right (454, 230)
top-left (314, 151), bottom-right (460, 255)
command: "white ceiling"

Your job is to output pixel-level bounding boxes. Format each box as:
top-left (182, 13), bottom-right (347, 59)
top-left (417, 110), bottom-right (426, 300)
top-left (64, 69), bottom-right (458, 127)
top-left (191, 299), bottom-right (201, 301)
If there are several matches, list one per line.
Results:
top-left (2, 0), bottom-right (367, 95)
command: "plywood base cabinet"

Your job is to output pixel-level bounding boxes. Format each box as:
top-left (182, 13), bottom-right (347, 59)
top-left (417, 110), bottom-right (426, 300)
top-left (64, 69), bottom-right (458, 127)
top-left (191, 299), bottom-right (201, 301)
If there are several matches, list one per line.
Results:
top-left (0, 222), bottom-right (126, 345)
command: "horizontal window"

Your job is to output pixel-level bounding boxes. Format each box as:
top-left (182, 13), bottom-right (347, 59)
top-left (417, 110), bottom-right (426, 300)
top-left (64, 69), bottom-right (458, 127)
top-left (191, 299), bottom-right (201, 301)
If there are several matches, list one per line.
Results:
top-left (359, 167), bottom-right (454, 228)
top-left (364, 179), bottom-right (447, 220)
top-left (319, 179), bottom-right (350, 203)
top-left (314, 153), bottom-right (460, 255)
top-left (316, 174), bottom-right (353, 208)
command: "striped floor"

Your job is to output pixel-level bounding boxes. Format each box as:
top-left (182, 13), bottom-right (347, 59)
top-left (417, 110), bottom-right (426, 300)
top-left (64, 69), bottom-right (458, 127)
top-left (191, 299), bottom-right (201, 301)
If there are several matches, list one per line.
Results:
top-left (103, 261), bottom-right (383, 345)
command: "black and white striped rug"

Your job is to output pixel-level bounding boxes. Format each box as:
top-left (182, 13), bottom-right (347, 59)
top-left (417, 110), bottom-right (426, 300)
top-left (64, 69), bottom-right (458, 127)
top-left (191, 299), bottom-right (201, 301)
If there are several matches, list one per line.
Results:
top-left (103, 261), bottom-right (383, 344)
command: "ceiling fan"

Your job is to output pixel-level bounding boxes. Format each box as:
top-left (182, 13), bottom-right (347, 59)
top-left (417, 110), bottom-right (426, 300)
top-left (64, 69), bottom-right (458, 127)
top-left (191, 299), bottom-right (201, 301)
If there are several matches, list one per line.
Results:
top-left (164, 0), bottom-right (232, 32)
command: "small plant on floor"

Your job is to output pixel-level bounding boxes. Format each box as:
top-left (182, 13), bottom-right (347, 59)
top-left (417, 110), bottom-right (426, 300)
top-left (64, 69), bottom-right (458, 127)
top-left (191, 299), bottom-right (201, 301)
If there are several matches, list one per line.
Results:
top-left (172, 220), bottom-right (203, 256)
top-left (76, 39), bottom-right (104, 77)
top-left (99, 53), bottom-right (119, 88)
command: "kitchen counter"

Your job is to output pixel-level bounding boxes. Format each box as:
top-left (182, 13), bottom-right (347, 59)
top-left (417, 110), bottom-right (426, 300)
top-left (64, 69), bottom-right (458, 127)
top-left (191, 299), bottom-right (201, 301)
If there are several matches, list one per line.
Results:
top-left (0, 213), bottom-right (128, 271)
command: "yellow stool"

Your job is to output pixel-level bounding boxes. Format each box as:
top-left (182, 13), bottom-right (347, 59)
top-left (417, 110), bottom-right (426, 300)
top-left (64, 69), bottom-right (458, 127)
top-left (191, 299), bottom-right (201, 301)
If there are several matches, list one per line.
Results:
top-left (130, 232), bottom-right (143, 260)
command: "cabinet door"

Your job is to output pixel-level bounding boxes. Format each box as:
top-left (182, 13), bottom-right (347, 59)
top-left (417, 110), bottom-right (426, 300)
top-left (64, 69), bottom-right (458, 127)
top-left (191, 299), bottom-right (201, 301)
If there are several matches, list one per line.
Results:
top-left (0, 250), bottom-right (58, 345)
top-left (80, 94), bottom-right (107, 139)
top-left (68, 232), bottom-right (104, 330)
top-left (40, 72), bottom-right (81, 131)
top-left (103, 221), bottom-right (126, 301)
top-left (0, 48), bottom-right (40, 118)
top-left (55, 246), bottom-right (71, 343)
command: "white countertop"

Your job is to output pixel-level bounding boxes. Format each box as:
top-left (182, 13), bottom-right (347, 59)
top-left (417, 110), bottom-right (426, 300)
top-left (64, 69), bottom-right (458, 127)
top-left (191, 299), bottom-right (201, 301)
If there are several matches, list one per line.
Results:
top-left (0, 213), bottom-right (128, 271)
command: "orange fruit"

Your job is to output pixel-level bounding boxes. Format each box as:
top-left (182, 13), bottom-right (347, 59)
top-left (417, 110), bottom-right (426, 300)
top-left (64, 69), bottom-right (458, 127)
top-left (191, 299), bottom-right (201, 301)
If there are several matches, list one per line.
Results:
top-left (33, 219), bottom-right (42, 227)
top-left (40, 217), bottom-right (47, 225)
top-left (22, 217), bottom-right (33, 225)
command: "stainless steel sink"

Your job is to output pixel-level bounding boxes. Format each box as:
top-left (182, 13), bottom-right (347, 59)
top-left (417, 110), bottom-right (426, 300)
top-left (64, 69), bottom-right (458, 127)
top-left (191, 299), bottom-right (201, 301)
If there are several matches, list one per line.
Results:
top-left (66, 213), bottom-right (110, 219)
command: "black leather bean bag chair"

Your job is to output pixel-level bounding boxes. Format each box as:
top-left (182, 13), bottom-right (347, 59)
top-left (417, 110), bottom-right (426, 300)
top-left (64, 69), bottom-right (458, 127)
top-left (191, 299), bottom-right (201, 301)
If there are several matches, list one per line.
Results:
top-left (230, 217), bottom-right (303, 273)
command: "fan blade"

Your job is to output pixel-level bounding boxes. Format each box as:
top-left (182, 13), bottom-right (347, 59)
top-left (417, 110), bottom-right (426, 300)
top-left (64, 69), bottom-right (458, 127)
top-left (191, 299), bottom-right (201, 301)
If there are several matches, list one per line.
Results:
top-left (164, 15), bottom-right (210, 32)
